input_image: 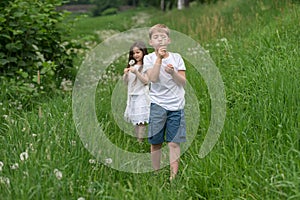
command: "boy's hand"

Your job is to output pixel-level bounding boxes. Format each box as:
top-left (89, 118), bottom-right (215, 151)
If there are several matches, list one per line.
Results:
top-left (158, 46), bottom-right (167, 59)
top-left (165, 64), bottom-right (174, 74)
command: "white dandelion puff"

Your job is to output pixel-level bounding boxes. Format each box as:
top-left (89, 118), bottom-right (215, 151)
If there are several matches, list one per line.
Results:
top-left (89, 159), bottom-right (96, 164)
top-left (0, 161), bottom-right (3, 171)
top-left (78, 197), bottom-right (85, 200)
top-left (54, 169), bottom-right (63, 180)
top-left (104, 158), bottom-right (112, 165)
top-left (11, 163), bottom-right (19, 170)
top-left (0, 176), bottom-right (10, 185)
top-left (128, 59), bottom-right (135, 66)
top-left (71, 140), bottom-right (76, 146)
top-left (20, 151), bottom-right (29, 161)
top-left (220, 37), bottom-right (228, 42)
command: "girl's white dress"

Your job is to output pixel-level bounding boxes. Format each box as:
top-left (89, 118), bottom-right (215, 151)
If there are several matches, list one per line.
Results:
top-left (124, 65), bottom-right (150, 125)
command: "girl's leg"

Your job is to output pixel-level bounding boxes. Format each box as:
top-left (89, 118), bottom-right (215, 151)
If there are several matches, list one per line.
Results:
top-left (134, 125), bottom-right (139, 141)
top-left (168, 142), bottom-right (180, 180)
top-left (151, 143), bottom-right (163, 171)
top-left (137, 124), bottom-right (146, 143)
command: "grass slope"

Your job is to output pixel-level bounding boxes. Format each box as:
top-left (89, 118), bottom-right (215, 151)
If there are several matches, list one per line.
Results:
top-left (0, 0), bottom-right (299, 199)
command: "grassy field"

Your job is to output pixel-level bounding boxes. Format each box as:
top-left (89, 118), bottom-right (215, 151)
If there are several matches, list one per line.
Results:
top-left (0, 0), bottom-right (299, 199)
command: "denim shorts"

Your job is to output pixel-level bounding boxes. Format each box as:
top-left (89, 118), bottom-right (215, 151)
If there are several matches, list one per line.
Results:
top-left (148, 103), bottom-right (186, 144)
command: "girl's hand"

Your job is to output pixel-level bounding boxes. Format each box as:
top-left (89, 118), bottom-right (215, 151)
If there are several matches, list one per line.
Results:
top-left (129, 67), bottom-right (137, 74)
top-left (165, 64), bottom-right (174, 75)
top-left (124, 68), bottom-right (130, 74)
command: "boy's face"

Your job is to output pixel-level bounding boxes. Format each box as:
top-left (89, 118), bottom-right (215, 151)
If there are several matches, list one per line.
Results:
top-left (149, 31), bottom-right (170, 50)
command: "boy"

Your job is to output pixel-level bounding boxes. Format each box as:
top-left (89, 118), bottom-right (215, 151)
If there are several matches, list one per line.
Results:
top-left (143, 24), bottom-right (186, 180)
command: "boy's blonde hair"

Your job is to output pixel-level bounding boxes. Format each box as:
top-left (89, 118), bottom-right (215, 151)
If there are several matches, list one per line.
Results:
top-left (149, 24), bottom-right (170, 38)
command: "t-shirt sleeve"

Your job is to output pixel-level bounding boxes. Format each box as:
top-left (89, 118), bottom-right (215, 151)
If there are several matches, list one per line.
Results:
top-left (176, 53), bottom-right (186, 71)
top-left (143, 54), bottom-right (153, 73)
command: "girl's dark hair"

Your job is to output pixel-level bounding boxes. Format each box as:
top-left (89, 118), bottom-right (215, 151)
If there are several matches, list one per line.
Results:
top-left (127, 41), bottom-right (148, 68)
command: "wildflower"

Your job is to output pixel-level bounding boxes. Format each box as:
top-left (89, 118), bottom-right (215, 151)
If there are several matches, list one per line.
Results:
top-left (220, 38), bottom-right (228, 42)
top-left (22, 127), bottom-right (26, 132)
top-left (11, 163), bottom-right (19, 170)
top-left (0, 176), bottom-right (10, 185)
top-left (129, 59), bottom-right (135, 66)
top-left (20, 151), bottom-right (29, 161)
top-left (71, 140), bottom-right (76, 146)
top-left (78, 197), bottom-right (85, 200)
top-left (0, 161), bottom-right (3, 171)
top-left (60, 78), bottom-right (73, 91)
top-left (89, 159), bottom-right (96, 164)
top-left (104, 158), bottom-right (112, 165)
top-left (54, 169), bottom-right (63, 180)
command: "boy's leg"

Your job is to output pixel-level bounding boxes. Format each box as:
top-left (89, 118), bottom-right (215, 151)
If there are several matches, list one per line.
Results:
top-left (151, 143), bottom-right (163, 171)
top-left (168, 142), bottom-right (180, 179)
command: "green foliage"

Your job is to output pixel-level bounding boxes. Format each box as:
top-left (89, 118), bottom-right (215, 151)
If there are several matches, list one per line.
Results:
top-left (0, 0), bottom-right (80, 108)
top-left (101, 7), bottom-right (118, 15)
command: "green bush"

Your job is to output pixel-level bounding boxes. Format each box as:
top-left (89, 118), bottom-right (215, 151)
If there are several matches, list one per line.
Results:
top-left (101, 7), bottom-right (118, 16)
top-left (0, 0), bottom-right (80, 107)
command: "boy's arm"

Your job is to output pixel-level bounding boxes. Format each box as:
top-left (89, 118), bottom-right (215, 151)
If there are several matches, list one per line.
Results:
top-left (172, 70), bottom-right (186, 87)
top-left (147, 57), bottom-right (162, 83)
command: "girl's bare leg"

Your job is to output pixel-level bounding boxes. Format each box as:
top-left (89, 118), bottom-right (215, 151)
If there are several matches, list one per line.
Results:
top-left (168, 142), bottom-right (180, 180)
top-left (151, 143), bottom-right (162, 171)
top-left (137, 124), bottom-right (146, 143)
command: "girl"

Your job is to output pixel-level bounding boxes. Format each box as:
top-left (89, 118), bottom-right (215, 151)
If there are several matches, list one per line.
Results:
top-left (123, 41), bottom-right (150, 143)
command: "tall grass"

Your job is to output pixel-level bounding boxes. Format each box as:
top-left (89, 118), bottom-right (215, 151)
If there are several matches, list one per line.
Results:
top-left (0, 0), bottom-right (299, 199)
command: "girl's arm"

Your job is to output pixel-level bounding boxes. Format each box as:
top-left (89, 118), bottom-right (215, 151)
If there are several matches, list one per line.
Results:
top-left (130, 68), bottom-right (149, 85)
top-left (123, 68), bottom-right (129, 84)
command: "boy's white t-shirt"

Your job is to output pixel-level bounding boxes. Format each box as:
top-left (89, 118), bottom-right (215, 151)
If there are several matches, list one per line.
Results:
top-left (143, 52), bottom-right (186, 111)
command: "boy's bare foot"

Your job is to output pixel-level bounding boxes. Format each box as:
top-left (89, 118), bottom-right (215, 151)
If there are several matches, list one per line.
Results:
top-left (169, 171), bottom-right (176, 181)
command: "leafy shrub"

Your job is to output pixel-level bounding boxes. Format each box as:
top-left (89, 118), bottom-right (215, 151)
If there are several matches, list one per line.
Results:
top-left (0, 0), bottom-right (80, 108)
top-left (102, 7), bottom-right (118, 16)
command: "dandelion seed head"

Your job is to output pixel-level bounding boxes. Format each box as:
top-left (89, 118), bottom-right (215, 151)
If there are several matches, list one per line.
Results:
top-left (220, 38), bottom-right (228, 42)
top-left (129, 59), bottom-right (135, 66)
top-left (0, 176), bottom-right (10, 185)
top-left (54, 169), bottom-right (63, 180)
top-left (0, 161), bottom-right (3, 171)
top-left (11, 163), bottom-right (19, 170)
top-left (89, 159), bottom-right (96, 164)
top-left (20, 152), bottom-right (29, 161)
top-left (104, 158), bottom-right (112, 165)
top-left (71, 140), bottom-right (76, 146)
top-left (78, 197), bottom-right (85, 200)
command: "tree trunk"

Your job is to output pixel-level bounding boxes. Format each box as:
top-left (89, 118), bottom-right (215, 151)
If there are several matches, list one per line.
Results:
top-left (161, 0), bottom-right (166, 11)
top-left (184, 0), bottom-right (189, 8)
top-left (177, 0), bottom-right (184, 10)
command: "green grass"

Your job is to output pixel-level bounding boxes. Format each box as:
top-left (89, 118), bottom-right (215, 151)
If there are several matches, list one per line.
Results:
top-left (0, 0), bottom-right (299, 199)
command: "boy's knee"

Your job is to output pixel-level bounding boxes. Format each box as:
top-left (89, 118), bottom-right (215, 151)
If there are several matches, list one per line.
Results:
top-left (168, 142), bottom-right (180, 149)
